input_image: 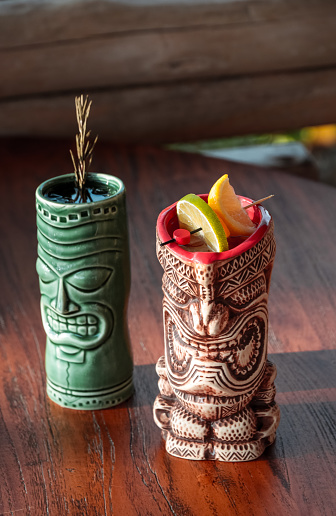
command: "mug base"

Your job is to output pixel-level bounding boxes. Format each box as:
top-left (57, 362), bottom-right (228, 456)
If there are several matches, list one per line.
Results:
top-left (46, 375), bottom-right (134, 410)
top-left (154, 393), bottom-right (280, 461)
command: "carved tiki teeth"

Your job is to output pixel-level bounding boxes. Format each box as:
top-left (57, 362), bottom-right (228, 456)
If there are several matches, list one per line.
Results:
top-left (176, 389), bottom-right (240, 406)
top-left (47, 310), bottom-right (98, 335)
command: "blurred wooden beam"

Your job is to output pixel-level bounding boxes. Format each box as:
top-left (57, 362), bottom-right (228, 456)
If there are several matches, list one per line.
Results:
top-left (1, 0), bottom-right (336, 142)
top-left (1, 66), bottom-right (336, 143)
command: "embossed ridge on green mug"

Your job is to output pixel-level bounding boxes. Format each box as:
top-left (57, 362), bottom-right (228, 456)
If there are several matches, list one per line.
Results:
top-left (36, 173), bottom-right (133, 409)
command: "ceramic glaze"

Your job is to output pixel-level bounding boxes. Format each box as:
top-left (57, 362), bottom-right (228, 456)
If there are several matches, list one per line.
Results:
top-left (36, 173), bottom-right (133, 409)
top-left (154, 195), bottom-right (280, 461)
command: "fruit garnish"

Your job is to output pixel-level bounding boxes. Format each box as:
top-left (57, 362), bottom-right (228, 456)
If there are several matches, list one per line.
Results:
top-left (208, 174), bottom-right (256, 236)
top-left (177, 194), bottom-right (229, 252)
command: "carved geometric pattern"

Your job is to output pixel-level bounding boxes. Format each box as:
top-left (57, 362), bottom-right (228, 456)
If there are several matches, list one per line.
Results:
top-left (227, 274), bottom-right (266, 308)
top-left (162, 274), bottom-right (190, 305)
top-left (154, 218), bottom-right (279, 461)
top-left (216, 242), bottom-right (275, 298)
top-left (212, 406), bottom-right (257, 442)
top-left (157, 244), bottom-right (198, 298)
top-left (36, 200), bottom-right (118, 226)
top-left (226, 317), bottom-right (264, 378)
top-left (153, 361), bottom-right (280, 462)
top-left (47, 375), bottom-right (133, 410)
top-left (156, 220), bottom-right (275, 287)
top-left (163, 304), bottom-right (268, 393)
top-left (171, 404), bottom-right (209, 440)
top-left (212, 440), bottom-right (267, 462)
top-left (216, 220), bottom-right (275, 282)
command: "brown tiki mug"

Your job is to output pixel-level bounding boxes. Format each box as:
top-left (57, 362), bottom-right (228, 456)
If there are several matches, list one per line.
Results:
top-left (153, 195), bottom-right (280, 461)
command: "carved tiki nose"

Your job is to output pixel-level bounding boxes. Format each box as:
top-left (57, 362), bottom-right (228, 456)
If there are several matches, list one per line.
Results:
top-left (189, 284), bottom-right (229, 336)
top-left (53, 278), bottom-right (79, 314)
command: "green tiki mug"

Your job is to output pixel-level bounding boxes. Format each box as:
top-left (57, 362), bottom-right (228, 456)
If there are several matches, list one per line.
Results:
top-left (36, 173), bottom-right (133, 409)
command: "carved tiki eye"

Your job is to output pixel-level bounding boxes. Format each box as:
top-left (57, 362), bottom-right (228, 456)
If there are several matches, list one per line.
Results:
top-left (36, 258), bottom-right (58, 284)
top-left (66, 268), bottom-right (112, 291)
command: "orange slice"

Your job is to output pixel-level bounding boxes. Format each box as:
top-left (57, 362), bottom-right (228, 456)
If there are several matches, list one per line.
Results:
top-left (208, 174), bottom-right (256, 237)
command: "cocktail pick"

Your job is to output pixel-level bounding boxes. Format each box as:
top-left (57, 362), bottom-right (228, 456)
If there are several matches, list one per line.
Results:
top-left (243, 195), bottom-right (274, 210)
top-left (160, 228), bottom-right (202, 246)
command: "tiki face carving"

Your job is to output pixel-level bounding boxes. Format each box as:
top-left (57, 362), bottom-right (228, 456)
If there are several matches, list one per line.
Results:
top-left (161, 256), bottom-right (270, 419)
top-left (37, 251), bottom-right (114, 350)
top-left (36, 174), bottom-right (134, 409)
top-left (154, 200), bottom-right (280, 461)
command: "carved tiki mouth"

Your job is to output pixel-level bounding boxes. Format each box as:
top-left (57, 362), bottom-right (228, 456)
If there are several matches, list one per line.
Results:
top-left (166, 314), bottom-right (231, 369)
top-left (46, 308), bottom-right (99, 337)
top-left (174, 388), bottom-right (253, 407)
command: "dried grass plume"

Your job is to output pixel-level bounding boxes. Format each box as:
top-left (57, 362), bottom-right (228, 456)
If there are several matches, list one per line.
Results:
top-left (70, 94), bottom-right (98, 201)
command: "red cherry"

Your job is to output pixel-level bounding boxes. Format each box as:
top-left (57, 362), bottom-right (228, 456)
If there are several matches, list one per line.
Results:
top-left (173, 228), bottom-right (191, 245)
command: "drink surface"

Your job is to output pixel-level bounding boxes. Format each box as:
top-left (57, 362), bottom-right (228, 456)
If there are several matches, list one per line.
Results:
top-left (43, 179), bottom-right (112, 203)
top-left (182, 234), bottom-right (248, 253)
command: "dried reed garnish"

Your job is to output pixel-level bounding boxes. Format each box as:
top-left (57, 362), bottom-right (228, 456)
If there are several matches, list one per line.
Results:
top-left (70, 94), bottom-right (98, 202)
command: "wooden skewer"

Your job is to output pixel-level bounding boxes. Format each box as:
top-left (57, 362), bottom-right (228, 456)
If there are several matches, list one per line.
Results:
top-left (243, 194), bottom-right (274, 209)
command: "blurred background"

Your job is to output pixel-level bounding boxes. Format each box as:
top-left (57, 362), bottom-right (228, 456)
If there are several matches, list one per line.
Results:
top-left (1, 0), bottom-right (336, 185)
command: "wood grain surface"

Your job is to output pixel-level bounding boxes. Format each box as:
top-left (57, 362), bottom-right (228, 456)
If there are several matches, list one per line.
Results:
top-left (1, 0), bottom-right (333, 48)
top-left (2, 65), bottom-right (336, 144)
top-left (1, 0), bottom-right (336, 141)
top-left (2, 2), bottom-right (336, 98)
top-left (0, 139), bottom-right (335, 515)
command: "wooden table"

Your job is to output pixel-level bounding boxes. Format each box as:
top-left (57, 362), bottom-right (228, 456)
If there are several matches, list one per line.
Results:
top-left (0, 139), bottom-right (335, 515)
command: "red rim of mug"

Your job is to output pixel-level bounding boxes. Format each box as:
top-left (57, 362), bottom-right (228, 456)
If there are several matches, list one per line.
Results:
top-left (157, 194), bottom-right (272, 264)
